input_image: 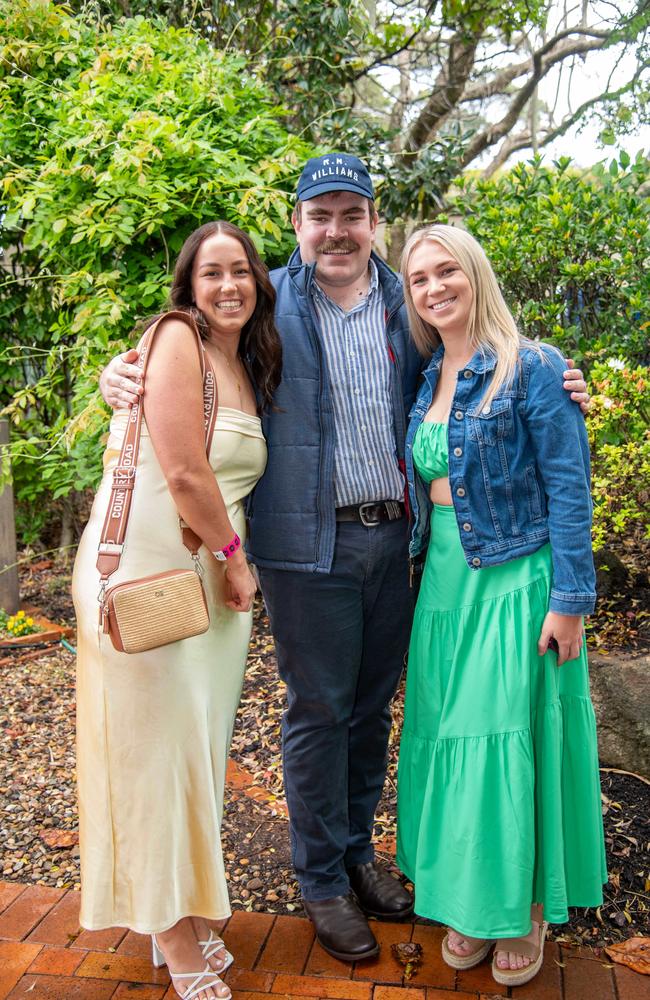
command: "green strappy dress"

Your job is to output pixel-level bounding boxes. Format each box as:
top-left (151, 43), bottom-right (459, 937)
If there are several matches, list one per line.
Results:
top-left (396, 421), bottom-right (606, 938)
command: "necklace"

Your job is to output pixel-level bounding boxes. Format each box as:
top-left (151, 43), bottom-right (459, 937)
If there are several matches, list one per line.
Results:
top-left (213, 343), bottom-right (243, 398)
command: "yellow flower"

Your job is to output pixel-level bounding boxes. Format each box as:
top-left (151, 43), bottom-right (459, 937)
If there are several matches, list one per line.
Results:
top-left (17, 610), bottom-right (25, 618)
top-left (26, 617), bottom-right (33, 626)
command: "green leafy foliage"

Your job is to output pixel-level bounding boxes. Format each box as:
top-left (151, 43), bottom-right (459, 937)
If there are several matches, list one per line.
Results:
top-left (587, 361), bottom-right (650, 552)
top-left (440, 0), bottom-right (547, 36)
top-left (376, 127), bottom-right (472, 223)
top-left (66, 0), bottom-right (371, 145)
top-left (63, 0), bottom-right (579, 215)
top-left (448, 154), bottom-right (650, 367)
top-left (0, 1), bottom-right (311, 543)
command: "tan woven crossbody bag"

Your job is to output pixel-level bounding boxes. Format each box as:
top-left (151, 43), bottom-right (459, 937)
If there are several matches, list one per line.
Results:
top-left (96, 311), bottom-right (218, 654)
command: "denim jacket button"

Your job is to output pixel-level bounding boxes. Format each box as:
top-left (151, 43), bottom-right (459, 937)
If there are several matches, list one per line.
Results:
top-left (464, 370), bottom-right (472, 379)
top-left (482, 405), bottom-right (491, 414)
top-left (457, 487), bottom-right (466, 497)
top-left (472, 557), bottom-right (481, 566)
top-left (453, 447), bottom-right (462, 457)
top-left (463, 522), bottom-right (472, 532)
top-left (454, 410), bottom-right (463, 420)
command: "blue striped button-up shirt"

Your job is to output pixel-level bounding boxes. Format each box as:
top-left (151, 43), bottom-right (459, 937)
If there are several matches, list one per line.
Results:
top-left (311, 261), bottom-right (405, 507)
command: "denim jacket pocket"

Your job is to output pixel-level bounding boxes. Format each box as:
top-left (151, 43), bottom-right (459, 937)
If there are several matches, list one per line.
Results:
top-left (467, 396), bottom-right (513, 446)
top-left (524, 463), bottom-right (543, 521)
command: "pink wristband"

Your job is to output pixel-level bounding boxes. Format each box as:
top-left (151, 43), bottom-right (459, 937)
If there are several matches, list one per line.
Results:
top-left (213, 533), bottom-right (241, 562)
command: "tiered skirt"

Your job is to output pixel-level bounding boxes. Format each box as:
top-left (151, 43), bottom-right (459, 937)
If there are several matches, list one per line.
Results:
top-left (397, 504), bottom-right (607, 937)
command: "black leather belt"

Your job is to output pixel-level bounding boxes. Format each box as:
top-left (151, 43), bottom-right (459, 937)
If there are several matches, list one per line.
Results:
top-left (336, 500), bottom-right (405, 527)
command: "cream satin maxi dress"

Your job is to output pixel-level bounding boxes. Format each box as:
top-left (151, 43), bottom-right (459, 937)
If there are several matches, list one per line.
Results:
top-left (72, 403), bottom-right (266, 933)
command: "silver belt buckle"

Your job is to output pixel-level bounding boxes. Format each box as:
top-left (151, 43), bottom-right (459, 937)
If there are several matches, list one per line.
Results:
top-left (358, 502), bottom-right (381, 527)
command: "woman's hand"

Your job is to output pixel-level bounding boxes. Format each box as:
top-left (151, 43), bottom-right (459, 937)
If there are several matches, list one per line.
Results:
top-left (223, 552), bottom-right (257, 613)
top-left (537, 611), bottom-right (584, 666)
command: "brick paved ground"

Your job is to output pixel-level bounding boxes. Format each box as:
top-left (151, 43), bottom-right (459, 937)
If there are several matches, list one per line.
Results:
top-left (0, 881), bottom-right (643, 1000)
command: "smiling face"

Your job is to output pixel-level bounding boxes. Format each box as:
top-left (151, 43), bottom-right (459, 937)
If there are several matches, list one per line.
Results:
top-left (406, 240), bottom-right (474, 339)
top-left (191, 233), bottom-right (257, 339)
top-left (292, 191), bottom-right (378, 290)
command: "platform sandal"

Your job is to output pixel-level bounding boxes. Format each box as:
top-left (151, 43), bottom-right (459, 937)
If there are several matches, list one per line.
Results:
top-left (441, 931), bottom-right (494, 969)
top-left (491, 905), bottom-right (548, 987)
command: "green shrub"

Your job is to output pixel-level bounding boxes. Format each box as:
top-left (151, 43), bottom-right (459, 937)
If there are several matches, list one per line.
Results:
top-left (449, 155), bottom-right (649, 367)
top-left (587, 360), bottom-right (650, 552)
top-left (0, 1), bottom-right (311, 544)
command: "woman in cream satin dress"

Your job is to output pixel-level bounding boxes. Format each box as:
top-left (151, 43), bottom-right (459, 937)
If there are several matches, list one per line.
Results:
top-left (73, 221), bottom-right (282, 1000)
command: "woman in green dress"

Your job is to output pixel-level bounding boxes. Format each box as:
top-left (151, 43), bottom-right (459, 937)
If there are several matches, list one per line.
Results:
top-left (397, 224), bottom-right (606, 988)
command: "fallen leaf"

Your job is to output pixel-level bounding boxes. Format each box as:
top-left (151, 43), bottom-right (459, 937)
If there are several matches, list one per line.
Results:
top-left (39, 829), bottom-right (78, 848)
top-left (391, 941), bottom-right (423, 980)
top-left (605, 936), bottom-right (650, 975)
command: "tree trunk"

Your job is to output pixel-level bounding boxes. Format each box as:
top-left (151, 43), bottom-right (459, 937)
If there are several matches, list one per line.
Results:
top-left (0, 420), bottom-right (19, 613)
top-left (58, 495), bottom-right (75, 565)
top-left (385, 220), bottom-right (407, 271)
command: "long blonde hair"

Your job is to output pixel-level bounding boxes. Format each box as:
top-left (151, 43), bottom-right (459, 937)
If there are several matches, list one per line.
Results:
top-left (401, 224), bottom-right (542, 412)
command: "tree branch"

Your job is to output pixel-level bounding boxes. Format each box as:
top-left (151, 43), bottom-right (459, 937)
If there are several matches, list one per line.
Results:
top-left (400, 30), bottom-right (482, 154)
top-left (461, 31), bottom-right (611, 104)
top-left (389, 49), bottom-right (412, 135)
top-left (349, 2), bottom-right (439, 82)
top-left (481, 131), bottom-right (531, 178)
top-left (458, 48), bottom-right (545, 168)
top-left (480, 66), bottom-right (648, 178)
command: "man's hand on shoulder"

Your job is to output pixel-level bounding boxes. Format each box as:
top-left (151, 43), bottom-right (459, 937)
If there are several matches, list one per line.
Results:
top-left (563, 358), bottom-right (590, 415)
top-left (99, 349), bottom-right (143, 409)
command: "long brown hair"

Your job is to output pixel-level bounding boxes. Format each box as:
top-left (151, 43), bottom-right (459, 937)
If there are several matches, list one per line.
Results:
top-left (162, 221), bottom-right (282, 410)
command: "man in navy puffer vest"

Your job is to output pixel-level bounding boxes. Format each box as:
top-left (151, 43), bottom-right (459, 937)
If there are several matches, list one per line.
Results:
top-left (246, 155), bottom-right (422, 960)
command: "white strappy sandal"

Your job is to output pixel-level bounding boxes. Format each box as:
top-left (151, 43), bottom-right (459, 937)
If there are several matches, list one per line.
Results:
top-left (152, 935), bottom-right (232, 999)
top-left (198, 929), bottom-right (234, 974)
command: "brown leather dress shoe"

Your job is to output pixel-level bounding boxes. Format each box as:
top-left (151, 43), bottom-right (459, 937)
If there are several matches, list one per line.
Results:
top-left (302, 893), bottom-right (379, 962)
top-left (347, 862), bottom-right (414, 919)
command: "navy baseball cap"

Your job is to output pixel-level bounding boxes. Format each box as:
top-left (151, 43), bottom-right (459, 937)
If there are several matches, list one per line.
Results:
top-left (296, 153), bottom-right (374, 201)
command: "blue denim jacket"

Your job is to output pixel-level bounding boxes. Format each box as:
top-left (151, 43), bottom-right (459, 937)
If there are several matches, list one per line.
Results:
top-left (406, 342), bottom-right (596, 616)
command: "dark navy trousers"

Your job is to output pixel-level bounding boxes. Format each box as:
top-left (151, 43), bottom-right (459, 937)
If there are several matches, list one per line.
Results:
top-left (259, 518), bottom-right (414, 901)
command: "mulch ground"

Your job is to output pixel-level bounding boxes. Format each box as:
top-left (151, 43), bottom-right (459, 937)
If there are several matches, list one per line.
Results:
top-left (1, 559), bottom-right (648, 956)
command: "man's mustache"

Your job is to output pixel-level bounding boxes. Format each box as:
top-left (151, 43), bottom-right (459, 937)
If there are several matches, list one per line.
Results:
top-left (316, 239), bottom-right (359, 254)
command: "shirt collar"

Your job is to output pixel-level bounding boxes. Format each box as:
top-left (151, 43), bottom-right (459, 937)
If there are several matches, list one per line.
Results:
top-left (311, 258), bottom-right (379, 307)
